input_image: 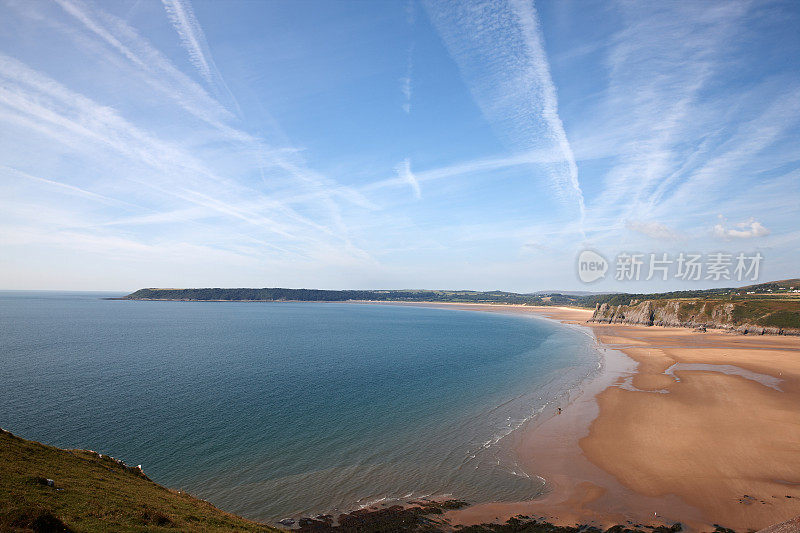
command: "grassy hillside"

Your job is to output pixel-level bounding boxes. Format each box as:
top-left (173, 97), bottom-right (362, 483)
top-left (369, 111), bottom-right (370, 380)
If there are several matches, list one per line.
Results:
top-left (0, 429), bottom-right (690, 533)
top-left (728, 298), bottom-right (800, 329)
top-left (0, 429), bottom-right (275, 533)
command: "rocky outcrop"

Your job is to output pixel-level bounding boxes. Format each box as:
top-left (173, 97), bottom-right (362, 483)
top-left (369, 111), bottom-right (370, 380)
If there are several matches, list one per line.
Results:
top-left (590, 299), bottom-right (800, 336)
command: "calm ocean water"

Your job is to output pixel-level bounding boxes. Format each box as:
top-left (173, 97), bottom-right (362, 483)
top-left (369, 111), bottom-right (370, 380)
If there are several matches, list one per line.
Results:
top-left (0, 291), bottom-right (600, 521)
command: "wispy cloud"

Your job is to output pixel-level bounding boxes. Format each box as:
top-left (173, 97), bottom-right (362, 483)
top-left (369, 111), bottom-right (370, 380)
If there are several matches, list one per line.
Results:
top-left (52, 0), bottom-right (234, 128)
top-left (1, 0), bottom-right (797, 290)
top-left (161, 0), bottom-right (213, 83)
top-left (625, 219), bottom-right (681, 241)
top-left (0, 49), bottom-right (367, 260)
top-left (507, 0), bottom-right (584, 225)
top-left (584, 1), bottom-right (752, 223)
top-left (655, 88), bottom-right (800, 216)
top-left (49, 0), bottom-right (370, 227)
top-left (423, 0), bottom-right (586, 227)
top-left (394, 158), bottom-right (421, 199)
top-left (22, 0), bottom-right (381, 261)
top-left (2, 166), bottom-right (138, 210)
top-left (160, 0), bottom-right (241, 114)
top-left (363, 148), bottom-right (563, 194)
top-left (401, 1), bottom-right (414, 114)
top-left (400, 66), bottom-right (412, 114)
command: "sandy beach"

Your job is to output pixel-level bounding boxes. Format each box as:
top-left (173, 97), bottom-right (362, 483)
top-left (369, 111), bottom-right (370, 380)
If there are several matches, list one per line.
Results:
top-left (361, 302), bottom-right (800, 531)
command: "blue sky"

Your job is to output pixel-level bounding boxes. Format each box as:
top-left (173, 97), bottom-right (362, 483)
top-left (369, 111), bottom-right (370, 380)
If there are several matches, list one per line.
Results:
top-left (1, 0), bottom-right (798, 292)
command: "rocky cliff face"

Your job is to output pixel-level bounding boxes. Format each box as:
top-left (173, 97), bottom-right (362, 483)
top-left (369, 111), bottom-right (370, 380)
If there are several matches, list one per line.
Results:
top-left (590, 299), bottom-right (800, 336)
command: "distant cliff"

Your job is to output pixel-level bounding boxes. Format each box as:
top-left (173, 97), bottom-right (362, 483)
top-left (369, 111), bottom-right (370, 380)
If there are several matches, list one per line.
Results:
top-left (590, 298), bottom-right (800, 335)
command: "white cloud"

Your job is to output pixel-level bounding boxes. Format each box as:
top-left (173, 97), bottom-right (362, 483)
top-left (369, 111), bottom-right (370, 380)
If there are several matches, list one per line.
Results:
top-left (584, 1), bottom-right (751, 223)
top-left (400, 44), bottom-right (413, 114)
top-left (400, 75), bottom-right (412, 114)
top-left (48, 0), bottom-right (373, 241)
top-left (6, 0), bottom-right (390, 265)
top-left (3, 165), bottom-right (138, 209)
top-left (1, 0), bottom-right (798, 290)
top-left (423, 0), bottom-right (585, 226)
top-left (713, 217), bottom-right (770, 239)
top-left (160, 0), bottom-right (241, 115)
top-left (53, 0), bottom-right (234, 126)
top-left (161, 0), bottom-right (213, 83)
top-left (363, 147), bottom-right (563, 193)
top-left (394, 158), bottom-right (421, 199)
top-left (0, 52), bottom-right (375, 260)
top-left (625, 219), bottom-right (681, 241)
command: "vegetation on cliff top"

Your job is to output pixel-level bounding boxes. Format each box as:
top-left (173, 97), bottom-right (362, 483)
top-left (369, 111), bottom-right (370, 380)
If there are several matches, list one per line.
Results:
top-left (591, 296), bottom-right (800, 332)
top-left (0, 426), bottom-right (733, 533)
top-left (0, 428), bottom-right (276, 533)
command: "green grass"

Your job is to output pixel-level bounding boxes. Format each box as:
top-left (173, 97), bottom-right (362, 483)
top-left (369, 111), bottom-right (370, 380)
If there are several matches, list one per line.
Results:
top-left (0, 429), bottom-right (277, 533)
top-left (0, 431), bottom-right (728, 532)
top-left (728, 299), bottom-right (800, 329)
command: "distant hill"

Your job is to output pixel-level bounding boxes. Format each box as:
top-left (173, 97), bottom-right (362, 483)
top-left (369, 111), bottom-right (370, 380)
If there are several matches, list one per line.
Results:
top-left (122, 287), bottom-right (548, 305)
top-left (737, 278), bottom-right (800, 293)
top-left (122, 282), bottom-right (800, 336)
top-left (0, 428), bottom-right (275, 533)
top-left (123, 279), bottom-right (800, 309)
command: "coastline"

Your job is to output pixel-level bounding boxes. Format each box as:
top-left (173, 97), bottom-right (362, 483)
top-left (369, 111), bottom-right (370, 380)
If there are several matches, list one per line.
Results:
top-left (358, 302), bottom-right (800, 531)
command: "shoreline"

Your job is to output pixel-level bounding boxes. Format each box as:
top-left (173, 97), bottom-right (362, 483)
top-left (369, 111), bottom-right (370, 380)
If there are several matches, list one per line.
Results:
top-left (356, 302), bottom-right (800, 531)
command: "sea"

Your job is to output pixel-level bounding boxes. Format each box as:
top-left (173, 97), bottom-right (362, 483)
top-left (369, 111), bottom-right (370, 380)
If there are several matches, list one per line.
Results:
top-left (0, 291), bottom-right (601, 522)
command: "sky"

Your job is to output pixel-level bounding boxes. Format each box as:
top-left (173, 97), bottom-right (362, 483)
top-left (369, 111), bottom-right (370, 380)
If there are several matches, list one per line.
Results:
top-left (0, 0), bottom-right (798, 292)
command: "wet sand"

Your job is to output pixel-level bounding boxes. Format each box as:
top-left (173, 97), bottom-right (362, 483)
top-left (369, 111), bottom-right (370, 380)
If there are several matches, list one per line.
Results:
top-left (357, 302), bottom-right (800, 531)
top-left (574, 324), bottom-right (800, 531)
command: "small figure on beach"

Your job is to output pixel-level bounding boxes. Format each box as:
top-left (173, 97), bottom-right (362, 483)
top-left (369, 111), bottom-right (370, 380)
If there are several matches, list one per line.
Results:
top-left (557, 407), bottom-right (562, 415)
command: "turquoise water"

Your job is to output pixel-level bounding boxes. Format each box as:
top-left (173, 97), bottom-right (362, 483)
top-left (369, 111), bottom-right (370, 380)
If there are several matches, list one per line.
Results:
top-left (0, 292), bottom-right (600, 522)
